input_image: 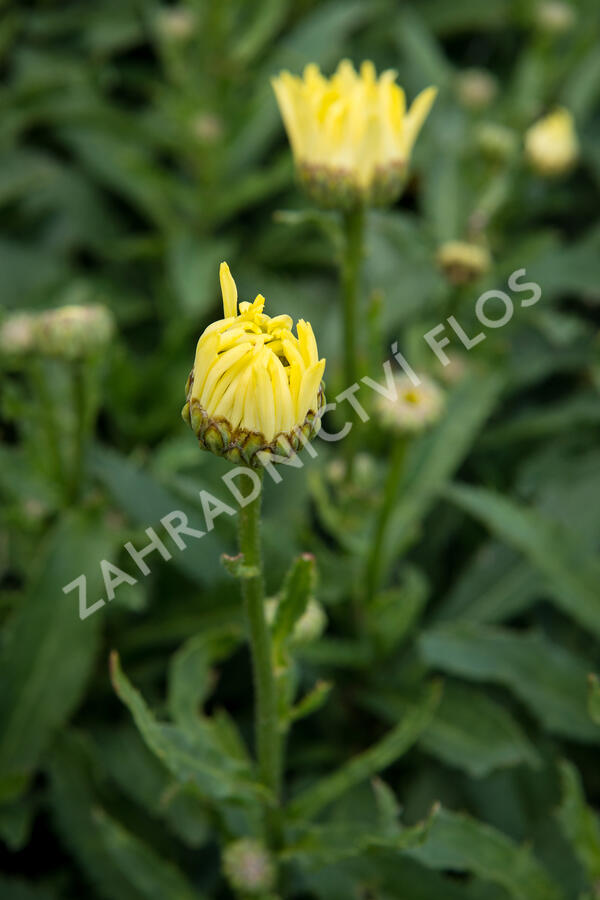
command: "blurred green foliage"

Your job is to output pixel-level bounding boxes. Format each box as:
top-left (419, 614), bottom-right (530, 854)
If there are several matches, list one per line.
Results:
top-left (1, 0), bottom-right (600, 898)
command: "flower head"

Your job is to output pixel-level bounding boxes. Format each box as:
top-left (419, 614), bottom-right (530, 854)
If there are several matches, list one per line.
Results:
top-left (182, 264), bottom-right (326, 468)
top-left (272, 60), bottom-right (437, 208)
top-left (436, 241), bottom-right (491, 285)
top-left (456, 69), bottom-right (497, 111)
top-left (0, 313), bottom-right (37, 358)
top-left (525, 108), bottom-right (578, 176)
top-left (36, 305), bottom-right (114, 360)
top-left (376, 374), bottom-right (444, 434)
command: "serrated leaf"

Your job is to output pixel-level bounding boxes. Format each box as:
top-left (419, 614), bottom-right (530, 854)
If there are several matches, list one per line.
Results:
top-left (0, 512), bottom-right (107, 790)
top-left (556, 760), bottom-right (600, 885)
top-left (443, 482), bottom-right (600, 641)
top-left (420, 624), bottom-right (598, 741)
top-left (408, 808), bottom-right (562, 900)
top-left (110, 652), bottom-right (267, 804)
top-left (287, 681), bottom-right (441, 822)
top-left (167, 627), bottom-right (242, 730)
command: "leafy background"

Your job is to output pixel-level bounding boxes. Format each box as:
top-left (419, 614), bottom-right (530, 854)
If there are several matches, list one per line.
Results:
top-left (1, 0), bottom-right (600, 898)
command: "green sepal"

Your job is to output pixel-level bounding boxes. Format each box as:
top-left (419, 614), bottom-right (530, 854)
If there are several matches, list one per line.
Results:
top-left (287, 680), bottom-right (332, 724)
top-left (272, 553), bottom-right (316, 649)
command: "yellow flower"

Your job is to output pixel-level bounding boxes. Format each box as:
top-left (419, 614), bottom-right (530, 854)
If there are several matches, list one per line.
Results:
top-left (272, 60), bottom-right (437, 208)
top-left (525, 108), bottom-right (578, 177)
top-left (182, 263), bottom-right (326, 467)
top-left (436, 241), bottom-right (491, 285)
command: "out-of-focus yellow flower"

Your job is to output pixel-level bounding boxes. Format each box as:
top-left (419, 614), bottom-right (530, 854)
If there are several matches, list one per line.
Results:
top-left (535, 1), bottom-right (575, 33)
top-left (272, 60), bottom-right (437, 208)
top-left (182, 263), bottom-right (326, 467)
top-left (436, 241), bottom-right (491, 285)
top-left (376, 374), bottom-right (444, 433)
top-left (525, 108), bottom-right (578, 176)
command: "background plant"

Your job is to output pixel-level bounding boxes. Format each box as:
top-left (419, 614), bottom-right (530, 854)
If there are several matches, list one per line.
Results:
top-left (1, 1), bottom-right (600, 898)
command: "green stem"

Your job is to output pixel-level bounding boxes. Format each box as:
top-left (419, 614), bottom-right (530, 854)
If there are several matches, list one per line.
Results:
top-left (340, 205), bottom-right (365, 477)
top-left (365, 436), bottom-right (409, 603)
top-left (68, 361), bottom-right (87, 504)
top-left (30, 361), bottom-right (64, 492)
top-left (237, 469), bottom-right (281, 836)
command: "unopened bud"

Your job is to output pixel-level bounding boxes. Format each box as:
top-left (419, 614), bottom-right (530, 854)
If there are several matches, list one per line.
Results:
top-left (222, 839), bottom-right (275, 896)
top-left (476, 122), bottom-right (518, 163)
top-left (525, 108), bottom-right (578, 177)
top-left (535, 1), bottom-right (575, 33)
top-left (157, 7), bottom-right (195, 41)
top-left (36, 305), bottom-right (114, 360)
top-left (0, 313), bottom-right (37, 358)
top-left (436, 241), bottom-right (491, 285)
top-left (456, 69), bottom-right (498, 111)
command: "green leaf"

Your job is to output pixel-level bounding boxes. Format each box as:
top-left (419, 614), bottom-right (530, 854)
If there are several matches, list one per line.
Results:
top-left (282, 807), bottom-right (437, 866)
top-left (380, 374), bottom-right (502, 586)
top-left (91, 808), bottom-right (199, 900)
top-left (273, 553), bottom-right (316, 649)
top-left (288, 680), bottom-right (332, 724)
top-left (556, 760), bottom-right (600, 885)
top-left (366, 567), bottom-right (428, 655)
top-left (408, 808), bottom-right (562, 900)
top-left (443, 482), bottom-right (600, 641)
top-left (89, 443), bottom-right (222, 585)
top-left (589, 674), bottom-right (600, 726)
top-left (0, 512), bottom-right (107, 789)
top-left (95, 724), bottom-right (211, 849)
top-left (287, 681), bottom-right (441, 822)
top-left (47, 731), bottom-right (148, 900)
top-left (364, 682), bottom-right (540, 777)
top-left (420, 623), bottom-right (598, 741)
top-left (167, 627), bottom-right (242, 729)
top-left (109, 652), bottom-right (266, 804)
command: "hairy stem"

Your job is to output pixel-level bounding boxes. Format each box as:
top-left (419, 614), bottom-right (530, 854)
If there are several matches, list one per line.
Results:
top-left (340, 205), bottom-right (365, 477)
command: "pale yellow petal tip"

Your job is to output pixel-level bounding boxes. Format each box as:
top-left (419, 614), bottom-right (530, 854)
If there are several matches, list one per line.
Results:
top-left (219, 261), bottom-right (238, 319)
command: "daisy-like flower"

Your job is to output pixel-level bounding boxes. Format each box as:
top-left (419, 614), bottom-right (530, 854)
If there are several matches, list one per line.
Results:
top-left (525, 108), bottom-right (578, 177)
top-left (272, 60), bottom-right (437, 208)
top-left (376, 374), bottom-right (445, 434)
top-left (182, 263), bottom-right (326, 467)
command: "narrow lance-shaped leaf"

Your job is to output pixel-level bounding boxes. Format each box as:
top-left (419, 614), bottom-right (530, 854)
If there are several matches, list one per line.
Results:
top-left (287, 681), bottom-right (441, 822)
top-left (556, 759), bottom-right (600, 885)
top-left (420, 623), bottom-right (598, 742)
top-left (443, 482), bottom-right (600, 641)
top-left (408, 808), bottom-right (562, 900)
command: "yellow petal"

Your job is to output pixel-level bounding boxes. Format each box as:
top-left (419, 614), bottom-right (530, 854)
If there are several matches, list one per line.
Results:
top-left (219, 262), bottom-right (238, 318)
top-left (404, 86), bottom-right (437, 154)
top-left (296, 359), bottom-right (325, 423)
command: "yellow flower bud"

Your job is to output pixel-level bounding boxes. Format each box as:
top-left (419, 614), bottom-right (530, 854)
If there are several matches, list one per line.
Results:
top-left (376, 375), bottom-right (445, 434)
top-left (525, 108), bottom-right (578, 177)
top-left (272, 60), bottom-right (437, 209)
top-left (182, 263), bottom-right (326, 468)
top-left (436, 241), bottom-right (491, 285)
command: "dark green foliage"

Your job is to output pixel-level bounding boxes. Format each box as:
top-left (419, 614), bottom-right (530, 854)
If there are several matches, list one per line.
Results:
top-left (1, 0), bottom-right (600, 897)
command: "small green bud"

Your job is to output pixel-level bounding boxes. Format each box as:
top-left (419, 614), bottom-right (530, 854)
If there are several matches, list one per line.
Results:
top-left (222, 839), bottom-right (275, 896)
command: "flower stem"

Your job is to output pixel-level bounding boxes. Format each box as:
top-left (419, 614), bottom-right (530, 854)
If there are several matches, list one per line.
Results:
top-left (365, 436), bottom-right (409, 603)
top-left (237, 469), bottom-right (281, 833)
top-left (68, 361), bottom-right (87, 504)
top-left (340, 205), bottom-right (365, 477)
